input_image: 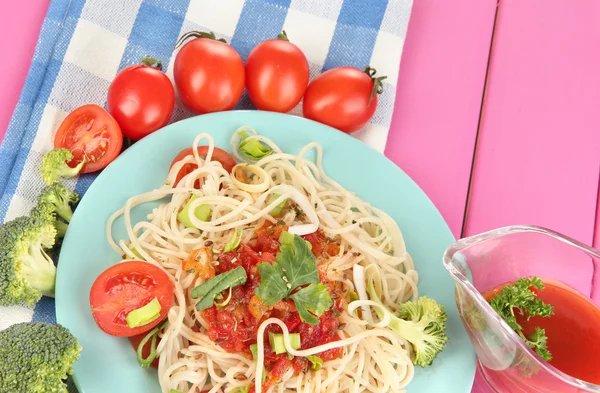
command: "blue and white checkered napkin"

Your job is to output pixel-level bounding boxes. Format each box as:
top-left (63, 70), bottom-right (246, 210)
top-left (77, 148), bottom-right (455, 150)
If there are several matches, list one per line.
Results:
top-left (0, 0), bottom-right (411, 382)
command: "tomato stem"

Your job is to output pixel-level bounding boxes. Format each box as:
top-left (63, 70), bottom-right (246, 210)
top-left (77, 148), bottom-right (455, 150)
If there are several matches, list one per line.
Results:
top-left (140, 56), bottom-right (163, 71)
top-left (175, 31), bottom-right (227, 49)
top-left (277, 30), bottom-right (289, 41)
top-left (364, 66), bottom-right (387, 106)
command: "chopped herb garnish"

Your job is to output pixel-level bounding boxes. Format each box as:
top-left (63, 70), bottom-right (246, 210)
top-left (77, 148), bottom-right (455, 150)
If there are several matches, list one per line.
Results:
top-left (215, 287), bottom-right (233, 308)
top-left (267, 193), bottom-right (287, 217)
top-left (489, 277), bottom-right (554, 361)
top-left (178, 195), bottom-right (211, 229)
top-left (137, 320), bottom-right (168, 368)
top-left (224, 228), bottom-right (243, 252)
top-left (255, 232), bottom-right (332, 324)
top-left (126, 297), bottom-right (161, 328)
top-left (307, 355), bottom-right (323, 371)
top-left (249, 344), bottom-right (266, 383)
top-left (192, 267), bottom-right (247, 310)
top-left (348, 290), bottom-right (359, 302)
top-left (290, 283), bottom-right (333, 324)
top-left (230, 386), bottom-right (251, 393)
top-left (239, 137), bottom-right (273, 161)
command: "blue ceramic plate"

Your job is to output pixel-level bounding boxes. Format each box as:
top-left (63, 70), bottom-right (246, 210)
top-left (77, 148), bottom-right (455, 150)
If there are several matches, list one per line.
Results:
top-left (56, 111), bottom-right (475, 393)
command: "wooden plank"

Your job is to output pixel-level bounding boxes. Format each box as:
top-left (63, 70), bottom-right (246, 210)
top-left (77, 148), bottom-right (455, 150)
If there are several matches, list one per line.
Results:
top-left (592, 177), bottom-right (600, 301)
top-left (0, 0), bottom-right (51, 138)
top-left (466, 2), bottom-right (600, 391)
top-left (384, 0), bottom-right (497, 238)
top-left (465, 0), bottom-right (600, 242)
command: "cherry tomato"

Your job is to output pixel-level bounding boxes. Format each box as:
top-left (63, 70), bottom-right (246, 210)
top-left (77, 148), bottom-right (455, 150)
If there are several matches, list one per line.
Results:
top-left (174, 32), bottom-right (244, 114)
top-left (54, 104), bottom-right (123, 173)
top-left (302, 66), bottom-right (386, 133)
top-left (90, 261), bottom-right (174, 337)
top-left (170, 146), bottom-right (237, 186)
top-left (245, 31), bottom-right (309, 112)
top-left (108, 57), bottom-right (175, 141)
top-left (129, 332), bottom-right (160, 368)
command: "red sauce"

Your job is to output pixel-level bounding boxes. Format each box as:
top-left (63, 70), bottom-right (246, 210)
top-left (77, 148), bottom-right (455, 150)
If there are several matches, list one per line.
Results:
top-left (484, 278), bottom-right (600, 385)
top-left (201, 222), bottom-right (345, 382)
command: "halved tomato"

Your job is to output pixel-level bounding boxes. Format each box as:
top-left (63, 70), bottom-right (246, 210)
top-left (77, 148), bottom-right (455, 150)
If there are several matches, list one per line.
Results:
top-left (170, 146), bottom-right (237, 186)
top-left (90, 261), bottom-right (173, 337)
top-left (54, 104), bottom-right (123, 173)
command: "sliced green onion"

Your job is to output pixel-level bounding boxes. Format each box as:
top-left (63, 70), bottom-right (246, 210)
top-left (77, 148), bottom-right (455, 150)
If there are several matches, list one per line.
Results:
top-left (170, 390), bottom-right (185, 393)
top-left (191, 266), bottom-right (247, 310)
top-left (286, 333), bottom-right (301, 359)
top-left (125, 242), bottom-right (144, 260)
top-left (215, 287), bottom-right (233, 308)
top-left (289, 333), bottom-right (301, 350)
top-left (137, 320), bottom-right (168, 368)
top-left (126, 297), bottom-right (162, 328)
top-left (250, 343), bottom-right (258, 359)
top-left (249, 344), bottom-right (266, 383)
top-left (268, 332), bottom-right (300, 355)
top-left (279, 230), bottom-right (311, 250)
top-left (239, 138), bottom-right (273, 161)
top-left (231, 386), bottom-right (250, 393)
top-left (307, 355), bottom-right (323, 371)
top-left (177, 195), bottom-right (211, 229)
top-left (279, 231), bottom-right (294, 245)
top-left (224, 228), bottom-right (243, 252)
top-left (348, 290), bottom-right (359, 302)
top-left (267, 193), bottom-right (287, 217)
top-left (269, 332), bottom-right (285, 354)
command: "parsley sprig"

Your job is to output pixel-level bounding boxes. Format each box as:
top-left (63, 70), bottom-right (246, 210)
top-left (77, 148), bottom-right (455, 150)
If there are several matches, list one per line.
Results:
top-left (489, 277), bottom-right (554, 361)
top-left (255, 232), bottom-right (333, 324)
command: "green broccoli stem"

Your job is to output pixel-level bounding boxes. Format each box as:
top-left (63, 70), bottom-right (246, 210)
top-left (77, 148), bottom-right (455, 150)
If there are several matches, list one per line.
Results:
top-left (387, 317), bottom-right (424, 344)
top-left (368, 274), bottom-right (424, 343)
top-left (22, 245), bottom-right (56, 297)
top-left (54, 204), bottom-right (73, 223)
top-left (61, 161), bottom-right (85, 179)
top-left (55, 221), bottom-right (68, 238)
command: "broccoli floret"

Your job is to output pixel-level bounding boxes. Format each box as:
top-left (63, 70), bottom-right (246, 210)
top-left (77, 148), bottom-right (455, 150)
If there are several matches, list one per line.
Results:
top-left (393, 297), bottom-right (449, 367)
top-left (40, 148), bottom-right (85, 185)
top-left (367, 277), bottom-right (448, 367)
top-left (0, 322), bottom-right (82, 393)
top-left (30, 201), bottom-right (69, 238)
top-left (0, 216), bottom-right (57, 306)
top-left (38, 183), bottom-right (79, 223)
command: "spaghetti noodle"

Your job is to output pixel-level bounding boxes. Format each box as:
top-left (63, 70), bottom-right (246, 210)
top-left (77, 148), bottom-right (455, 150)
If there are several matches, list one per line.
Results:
top-left (107, 127), bottom-right (419, 393)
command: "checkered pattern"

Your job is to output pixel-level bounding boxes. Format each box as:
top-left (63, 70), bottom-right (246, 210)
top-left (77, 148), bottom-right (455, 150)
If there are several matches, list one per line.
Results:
top-left (0, 0), bottom-right (412, 390)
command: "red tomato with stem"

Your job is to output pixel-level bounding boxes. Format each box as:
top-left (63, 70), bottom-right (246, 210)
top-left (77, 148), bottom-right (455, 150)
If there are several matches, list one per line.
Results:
top-left (302, 66), bottom-right (387, 133)
top-left (54, 104), bottom-right (123, 173)
top-left (174, 31), bottom-right (244, 114)
top-left (245, 31), bottom-right (309, 112)
top-left (90, 261), bottom-right (174, 337)
top-left (170, 146), bottom-right (237, 186)
top-left (108, 56), bottom-right (175, 141)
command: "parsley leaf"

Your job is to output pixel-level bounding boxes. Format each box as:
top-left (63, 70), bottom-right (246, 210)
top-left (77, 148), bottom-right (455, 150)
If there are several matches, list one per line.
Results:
top-left (489, 277), bottom-right (554, 361)
top-left (290, 283), bottom-right (333, 324)
top-left (277, 233), bottom-right (320, 290)
top-left (255, 232), bottom-right (330, 323)
top-left (256, 262), bottom-right (288, 306)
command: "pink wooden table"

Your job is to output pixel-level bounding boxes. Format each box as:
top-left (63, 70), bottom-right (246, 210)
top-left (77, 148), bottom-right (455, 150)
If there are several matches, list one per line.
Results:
top-left (2, 1), bottom-right (600, 392)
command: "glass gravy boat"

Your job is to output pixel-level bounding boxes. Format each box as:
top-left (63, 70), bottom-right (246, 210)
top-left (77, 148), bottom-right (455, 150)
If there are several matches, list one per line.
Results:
top-left (443, 225), bottom-right (600, 392)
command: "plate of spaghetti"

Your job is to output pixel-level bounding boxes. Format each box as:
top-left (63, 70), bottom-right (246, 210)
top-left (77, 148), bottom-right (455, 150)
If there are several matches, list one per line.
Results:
top-left (56, 111), bottom-right (475, 393)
